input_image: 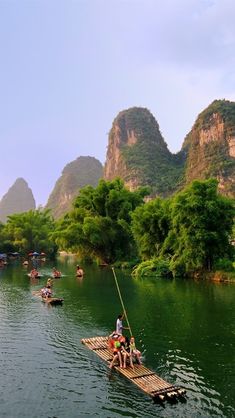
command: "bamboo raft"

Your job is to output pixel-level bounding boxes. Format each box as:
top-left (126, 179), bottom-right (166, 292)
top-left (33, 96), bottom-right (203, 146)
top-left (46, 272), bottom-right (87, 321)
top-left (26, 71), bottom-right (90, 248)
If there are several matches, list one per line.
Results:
top-left (42, 297), bottom-right (64, 305)
top-left (81, 336), bottom-right (186, 401)
top-left (32, 291), bottom-right (64, 306)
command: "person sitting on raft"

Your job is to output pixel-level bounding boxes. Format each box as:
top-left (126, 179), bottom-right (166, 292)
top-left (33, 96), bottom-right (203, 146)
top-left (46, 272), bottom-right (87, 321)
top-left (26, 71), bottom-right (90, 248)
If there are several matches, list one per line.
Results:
top-left (30, 268), bottom-right (39, 278)
top-left (76, 265), bottom-right (84, 277)
top-left (41, 285), bottom-right (52, 299)
top-left (129, 336), bottom-right (142, 364)
top-left (52, 267), bottom-right (61, 278)
top-left (47, 278), bottom-right (53, 287)
top-left (108, 333), bottom-right (123, 369)
top-left (119, 335), bottom-right (134, 369)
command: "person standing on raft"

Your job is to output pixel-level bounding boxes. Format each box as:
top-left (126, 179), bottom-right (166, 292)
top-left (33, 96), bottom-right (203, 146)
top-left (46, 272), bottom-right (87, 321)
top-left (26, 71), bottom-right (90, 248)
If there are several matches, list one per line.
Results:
top-left (116, 314), bottom-right (129, 335)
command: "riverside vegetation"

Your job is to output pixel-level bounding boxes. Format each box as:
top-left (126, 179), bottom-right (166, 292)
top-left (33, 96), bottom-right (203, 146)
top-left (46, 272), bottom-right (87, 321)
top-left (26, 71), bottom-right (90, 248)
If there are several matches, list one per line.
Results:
top-left (0, 177), bottom-right (234, 280)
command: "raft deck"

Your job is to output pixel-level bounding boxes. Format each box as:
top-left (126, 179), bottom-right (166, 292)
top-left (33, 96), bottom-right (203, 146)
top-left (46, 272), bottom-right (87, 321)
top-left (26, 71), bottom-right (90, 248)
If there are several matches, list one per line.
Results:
top-left (42, 297), bottom-right (64, 305)
top-left (81, 336), bottom-right (186, 401)
top-left (32, 291), bottom-right (64, 305)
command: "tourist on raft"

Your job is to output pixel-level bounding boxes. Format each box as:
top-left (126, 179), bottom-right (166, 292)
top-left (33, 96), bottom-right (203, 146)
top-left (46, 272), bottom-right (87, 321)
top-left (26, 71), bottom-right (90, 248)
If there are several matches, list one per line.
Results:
top-left (52, 267), bottom-right (61, 278)
top-left (109, 327), bottom-right (142, 366)
top-left (108, 333), bottom-right (123, 369)
top-left (41, 285), bottom-right (52, 299)
top-left (76, 265), bottom-right (84, 277)
top-left (108, 332), bottom-right (135, 369)
top-left (119, 335), bottom-right (134, 369)
top-left (30, 268), bottom-right (39, 278)
top-left (47, 278), bottom-right (53, 287)
top-left (129, 336), bottom-right (142, 364)
top-left (116, 314), bottom-right (129, 335)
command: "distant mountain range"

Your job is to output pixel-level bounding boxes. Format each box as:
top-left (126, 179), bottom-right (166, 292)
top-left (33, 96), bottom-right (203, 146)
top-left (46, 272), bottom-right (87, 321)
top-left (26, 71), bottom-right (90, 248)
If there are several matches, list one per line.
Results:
top-left (0, 99), bottom-right (234, 222)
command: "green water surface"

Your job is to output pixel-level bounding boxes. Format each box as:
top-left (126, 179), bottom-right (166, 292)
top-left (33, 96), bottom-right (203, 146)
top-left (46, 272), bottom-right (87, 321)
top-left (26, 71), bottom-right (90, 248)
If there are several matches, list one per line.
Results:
top-left (0, 257), bottom-right (234, 417)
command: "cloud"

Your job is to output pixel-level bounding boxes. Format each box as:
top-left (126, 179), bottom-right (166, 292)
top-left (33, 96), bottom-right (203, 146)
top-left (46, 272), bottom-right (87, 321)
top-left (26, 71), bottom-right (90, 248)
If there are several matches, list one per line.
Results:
top-left (115, 0), bottom-right (235, 72)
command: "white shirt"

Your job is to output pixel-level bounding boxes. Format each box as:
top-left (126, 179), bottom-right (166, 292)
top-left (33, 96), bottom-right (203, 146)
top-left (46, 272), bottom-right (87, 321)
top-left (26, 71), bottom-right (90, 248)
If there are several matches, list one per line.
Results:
top-left (116, 318), bottom-right (123, 334)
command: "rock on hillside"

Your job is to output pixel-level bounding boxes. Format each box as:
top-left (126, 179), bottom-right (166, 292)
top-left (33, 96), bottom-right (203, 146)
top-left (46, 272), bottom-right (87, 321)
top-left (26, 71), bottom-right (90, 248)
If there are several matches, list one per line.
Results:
top-left (0, 178), bottom-right (36, 223)
top-left (46, 156), bottom-right (103, 219)
top-left (103, 107), bottom-right (184, 196)
top-left (182, 99), bottom-right (235, 197)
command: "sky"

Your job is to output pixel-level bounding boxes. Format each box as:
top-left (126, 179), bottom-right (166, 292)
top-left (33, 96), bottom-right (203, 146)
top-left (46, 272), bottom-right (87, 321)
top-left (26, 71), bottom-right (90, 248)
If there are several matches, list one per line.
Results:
top-left (0, 0), bottom-right (235, 207)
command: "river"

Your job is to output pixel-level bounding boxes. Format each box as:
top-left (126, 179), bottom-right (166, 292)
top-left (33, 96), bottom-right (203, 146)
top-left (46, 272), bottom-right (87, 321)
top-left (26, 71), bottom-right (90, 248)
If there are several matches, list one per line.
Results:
top-left (0, 257), bottom-right (234, 418)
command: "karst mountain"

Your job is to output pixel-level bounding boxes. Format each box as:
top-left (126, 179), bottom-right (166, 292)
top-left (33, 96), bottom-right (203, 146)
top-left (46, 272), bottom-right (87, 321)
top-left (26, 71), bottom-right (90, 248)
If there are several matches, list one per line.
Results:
top-left (1, 99), bottom-right (234, 222)
top-left (103, 107), bottom-right (185, 196)
top-left (104, 100), bottom-right (235, 198)
top-left (0, 178), bottom-right (36, 223)
top-left (45, 156), bottom-right (103, 218)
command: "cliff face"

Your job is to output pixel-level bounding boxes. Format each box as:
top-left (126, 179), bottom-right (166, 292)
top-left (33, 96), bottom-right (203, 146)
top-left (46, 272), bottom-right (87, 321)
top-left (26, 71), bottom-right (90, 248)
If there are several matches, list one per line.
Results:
top-left (182, 100), bottom-right (235, 197)
top-left (46, 156), bottom-right (103, 219)
top-left (103, 101), bottom-right (235, 199)
top-left (104, 107), bottom-right (184, 195)
top-left (0, 178), bottom-right (36, 223)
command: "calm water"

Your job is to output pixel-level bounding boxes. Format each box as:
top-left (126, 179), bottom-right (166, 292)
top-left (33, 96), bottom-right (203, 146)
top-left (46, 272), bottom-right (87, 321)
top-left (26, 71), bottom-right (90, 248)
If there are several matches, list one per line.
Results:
top-left (0, 257), bottom-right (234, 418)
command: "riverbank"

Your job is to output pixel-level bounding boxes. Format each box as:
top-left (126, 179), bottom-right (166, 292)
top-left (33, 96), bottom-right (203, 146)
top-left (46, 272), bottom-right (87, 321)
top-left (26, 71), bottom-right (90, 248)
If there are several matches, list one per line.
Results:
top-left (208, 270), bottom-right (235, 283)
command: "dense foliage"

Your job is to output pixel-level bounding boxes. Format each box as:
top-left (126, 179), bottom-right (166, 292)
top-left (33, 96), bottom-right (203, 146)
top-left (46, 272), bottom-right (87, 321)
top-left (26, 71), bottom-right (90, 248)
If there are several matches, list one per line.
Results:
top-left (165, 179), bottom-right (234, 276)
top-left (52, 178), bottom-right (149, 264)
top-left (0, 209), bottom-right (57, 257)
top-left (1, 176), bottom-right (233, 279)
top-left (131, 198), bottom-right (171, 260)
top-left (132, 179), bottom-right (234, 277)
top-left (51, 177), bottom-right (234, 278)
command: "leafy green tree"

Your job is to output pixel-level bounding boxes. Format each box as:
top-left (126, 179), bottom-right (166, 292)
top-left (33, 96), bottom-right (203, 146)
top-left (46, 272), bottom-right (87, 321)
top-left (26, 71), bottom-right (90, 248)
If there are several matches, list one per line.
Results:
top-left (165, 179), bottom-right (235, 276)
top-left (53, 178), bottom-right (148, 263)
top-left (131, 198), bottom-right (171, 260)
top-left (0, 222), bottom-right (16, 253)
top-left (3, 209), bottom-right (57, 257)
top-left (132, 257), bottom-right (172, 278)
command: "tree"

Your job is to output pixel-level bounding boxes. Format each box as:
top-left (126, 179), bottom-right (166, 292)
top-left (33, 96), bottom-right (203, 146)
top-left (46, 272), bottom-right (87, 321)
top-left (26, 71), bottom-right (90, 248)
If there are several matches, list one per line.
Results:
top-left (3, 209), bottom-right (57, 256)
top-left (166, 179), bottom-right (235, 276)
top-left (131, 198), bottom-right (171, 260)
top-left (52, 178), bottom-right (148, 263)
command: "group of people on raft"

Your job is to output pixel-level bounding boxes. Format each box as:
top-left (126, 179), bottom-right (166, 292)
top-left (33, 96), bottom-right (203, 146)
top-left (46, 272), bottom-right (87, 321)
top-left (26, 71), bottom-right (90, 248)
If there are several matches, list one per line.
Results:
top-left (52, 267), bottom-right (62, 278)
top-left (29, 267), bottom-right (62, 279)
top-left (40, 278), bottom-right (53, 299)
top-left (29, 268), bottom-right (40, 278)
top-left (30, 265), bottom-right (83, 279)
top-left (108, 314), bottom-right (142, 369)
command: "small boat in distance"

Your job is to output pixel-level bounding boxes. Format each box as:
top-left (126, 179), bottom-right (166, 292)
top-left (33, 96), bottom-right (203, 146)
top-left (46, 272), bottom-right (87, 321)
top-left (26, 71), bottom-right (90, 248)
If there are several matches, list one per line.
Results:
top-left (76, 265), bottom-right (84, 277)
top-left (28, 269), bottom-right (42, 279)
top-left (52, 267), bottom-right (62, 278)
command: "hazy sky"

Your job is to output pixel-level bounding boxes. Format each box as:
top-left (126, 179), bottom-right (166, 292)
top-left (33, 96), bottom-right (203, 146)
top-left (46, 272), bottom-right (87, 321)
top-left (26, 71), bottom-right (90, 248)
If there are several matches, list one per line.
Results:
top-left (0, 0), bottom-right (235, 206)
